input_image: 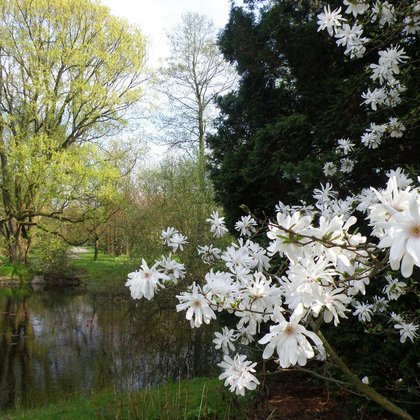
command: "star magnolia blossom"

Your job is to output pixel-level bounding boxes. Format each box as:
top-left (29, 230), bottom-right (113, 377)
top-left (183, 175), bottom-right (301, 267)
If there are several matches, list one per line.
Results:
top-left (126, 169), bottom-right (419, 396)
top-left (156, 254), bottom-right (185, 284)
top-left (343, 0), bottom-right (369, 17)
top-left (218, 354), bottom-right (260, 396)
top-left (126, 259), bottom-right (169, 300)
top-left (161, 226), bottom-right (178, 245)
top-left (235, 215), bottom-right (257, 237)
top-left (394, 322), bottom-right (418, 343)
top-left (375, 192), bottom-right (420, 277)
top-left (267, 211), bottom-right (312, 261)
top-left (207, 210), bottom-right (228, 238)
top-left (258, 305), bottom-right (324, 368)
top-left (176, 283), bottom-right (216, 328)
top-left (317, 5), bottom-right (344, 36)
top-left (168, 233), bottom-right (188, 252)
top-left (213, 327), bottom-right (237, 354)
top-left (317, 0), bottom-right (415, 168)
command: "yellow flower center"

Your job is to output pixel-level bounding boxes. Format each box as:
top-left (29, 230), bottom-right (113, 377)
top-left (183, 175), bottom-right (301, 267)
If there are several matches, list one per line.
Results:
top-left (285, 324), bottom-right (295, 336)
top-left (410, 224), bottom-right (420, 238)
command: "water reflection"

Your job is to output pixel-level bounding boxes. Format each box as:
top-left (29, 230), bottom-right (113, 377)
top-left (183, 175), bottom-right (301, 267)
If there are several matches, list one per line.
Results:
top-left (0, 288), bottom-right (217, 412)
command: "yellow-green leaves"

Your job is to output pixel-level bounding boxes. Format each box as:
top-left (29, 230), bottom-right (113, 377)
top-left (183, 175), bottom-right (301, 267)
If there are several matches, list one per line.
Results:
top-left (0, 0), bottom-right (146, 146)
top-left (0, 0), bottom-right (146, 261)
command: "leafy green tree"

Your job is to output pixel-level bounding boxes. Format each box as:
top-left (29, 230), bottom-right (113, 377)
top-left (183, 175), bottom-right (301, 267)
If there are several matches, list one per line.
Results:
top-left (0, 0), bottom-right (146, 262)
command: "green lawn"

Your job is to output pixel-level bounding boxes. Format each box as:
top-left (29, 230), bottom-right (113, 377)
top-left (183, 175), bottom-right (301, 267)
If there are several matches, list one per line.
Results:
top-left (69, 247), bottom-right (138, 294)
top-left (5, 377), bottom-right (250, 420)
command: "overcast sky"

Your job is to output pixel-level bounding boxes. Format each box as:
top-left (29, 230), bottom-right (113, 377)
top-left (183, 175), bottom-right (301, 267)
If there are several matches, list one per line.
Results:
top-left (100, 0), bottom-right (234, 65)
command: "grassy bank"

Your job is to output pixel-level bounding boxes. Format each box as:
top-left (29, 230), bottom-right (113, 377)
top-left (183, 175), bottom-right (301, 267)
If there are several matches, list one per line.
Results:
top-left (69, 247), bottom-right (138, 294)
top-left (5, 377), bottom-right (251, 420)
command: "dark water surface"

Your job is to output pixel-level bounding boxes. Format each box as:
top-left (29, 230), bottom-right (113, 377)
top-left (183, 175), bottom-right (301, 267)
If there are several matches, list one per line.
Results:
top-left (0, 287), bottom-right (217, 412)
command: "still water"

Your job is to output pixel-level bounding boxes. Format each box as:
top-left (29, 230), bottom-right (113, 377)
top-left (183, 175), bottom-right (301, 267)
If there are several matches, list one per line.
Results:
top-left (0, 287), bottom-right (217, 412)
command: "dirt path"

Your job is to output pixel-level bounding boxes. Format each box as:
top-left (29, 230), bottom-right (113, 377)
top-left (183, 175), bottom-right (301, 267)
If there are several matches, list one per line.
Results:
top-left (67, 246), bottom-right (89, 258)
top-left (247, 371), bottom-right (394, 419)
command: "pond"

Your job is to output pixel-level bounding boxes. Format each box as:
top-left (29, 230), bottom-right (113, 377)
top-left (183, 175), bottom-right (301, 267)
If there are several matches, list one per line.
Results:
top-left (0, 287), bottom-right (218, 412)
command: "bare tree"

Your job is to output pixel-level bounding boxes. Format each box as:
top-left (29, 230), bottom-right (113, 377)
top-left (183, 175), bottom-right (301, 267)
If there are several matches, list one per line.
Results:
top-left (157, 13), bottom-right (236, 181)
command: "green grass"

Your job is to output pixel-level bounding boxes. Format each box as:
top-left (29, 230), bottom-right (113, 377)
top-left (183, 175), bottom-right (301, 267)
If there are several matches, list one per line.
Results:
top-left (5, 377), bottom-right (251, 420)
top-left (0, 260), bottom-right (31, 281)
top-left (69, 247), bottom-right (138, 294)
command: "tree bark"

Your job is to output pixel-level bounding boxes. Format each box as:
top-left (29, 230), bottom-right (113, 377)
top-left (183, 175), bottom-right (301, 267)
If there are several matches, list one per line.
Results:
top-left (94, 236), bottom-right (99, 261)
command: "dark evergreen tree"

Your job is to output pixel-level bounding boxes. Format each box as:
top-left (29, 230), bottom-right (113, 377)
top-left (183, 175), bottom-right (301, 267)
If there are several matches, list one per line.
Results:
top-left (208, 0), bottom-right (419, 227)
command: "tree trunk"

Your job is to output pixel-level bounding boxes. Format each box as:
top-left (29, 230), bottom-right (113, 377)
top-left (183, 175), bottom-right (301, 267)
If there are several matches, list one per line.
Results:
top-left (94, 236), bottom-right (99, 261)
top-left (197, 104), bottom-right (206, 193)
top-left (5, 218), bottom-right (27, 264)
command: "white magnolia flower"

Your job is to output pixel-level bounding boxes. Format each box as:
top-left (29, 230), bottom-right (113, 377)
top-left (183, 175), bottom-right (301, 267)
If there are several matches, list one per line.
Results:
top-left (340, 158), bottom-right (355, 173)
top-left (336, 138), bottom-right (355, 155)
top-left (207, 211), bottom-right (229, 238)
top-left (370, 46), bottom-right (408, 85)
top-left (361, 130), bottom-right (382, 149)
top-left (156, 254), bottom-right (185, 284)
top-left (316, 288), bottom-right (351, 326)
top-left (376, 192), bottom-right (420, 277)
top-left (347, 273), bottom-right (371, 297)
top-left (267, 211), bottom-right (312, 261)
top-left (176, 283), bottom-right (216, 328)
top-left (222, 244), bottom-right (253, 275)
top-left (213, 327), bottom-right (237, 354)
top-left (247, 240), bottom-right (271, 271)
top-left (203, 270), bottom-right (236, 307)
top-left (235, 309), bottom-right (266, 336)
top-left (403, 4), bottom-right (420, 35)
top-left (357, 188), bottom-right (379, 213)
top-left (371, 1), bottom-right (396, 27)
top-left (168, 232), bottom-right (188, 252)
top-left (389, 312), bottom-right (404, 324)
top-left (383, 276), bottom-right (406, 301)
top-left (258, 305), bottom-right (324, 368)
top-left (387, 117), bottom-right (405, 138)
top-left (361, 88), bottom-right (386, 111)
top-left (386, 168), bottom-right (412, 189)
top-left (379, 46), bottom-right (408, 74)
top-left (313, 182), bottom-right (337, 202)
top-left (235, 215), bottom-right (257, 237)
top-left (335, 23), bottom-right (368, 58)
top-left (361, 376), bottom-right (370, 385)
top-left (368, 176), bottom-right (411, 228)
top-left (394, 322), bottom-right (418, 343)
top-left (343, 0), bottom-right (369, 17)
top-left (197, 244), bottom-right (221, 264)
top-left (281, 256), bottom-right (335, 312)
top-left (126, 259), bottom-right (169, 300)
top-left (323, 161), bottom-right (337, 177)
top-left (218, 354), bottom-right (260, 395)
top-left (353, 301), bottom-right (374, 322)
top-left (317, 5), bottom-right (345, 36)
top-left (372, 295), bottom-right (388, 313)
top-left (240, 272), bottom-right (282, 314)
top-left (361, 123), bottom-right (386, 149)
top-left (161, 226), bottom-right (178, 245)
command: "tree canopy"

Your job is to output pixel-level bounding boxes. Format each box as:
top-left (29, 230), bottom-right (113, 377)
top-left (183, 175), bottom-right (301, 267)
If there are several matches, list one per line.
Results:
top-left (0, 0), bottom-right (147, 261)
